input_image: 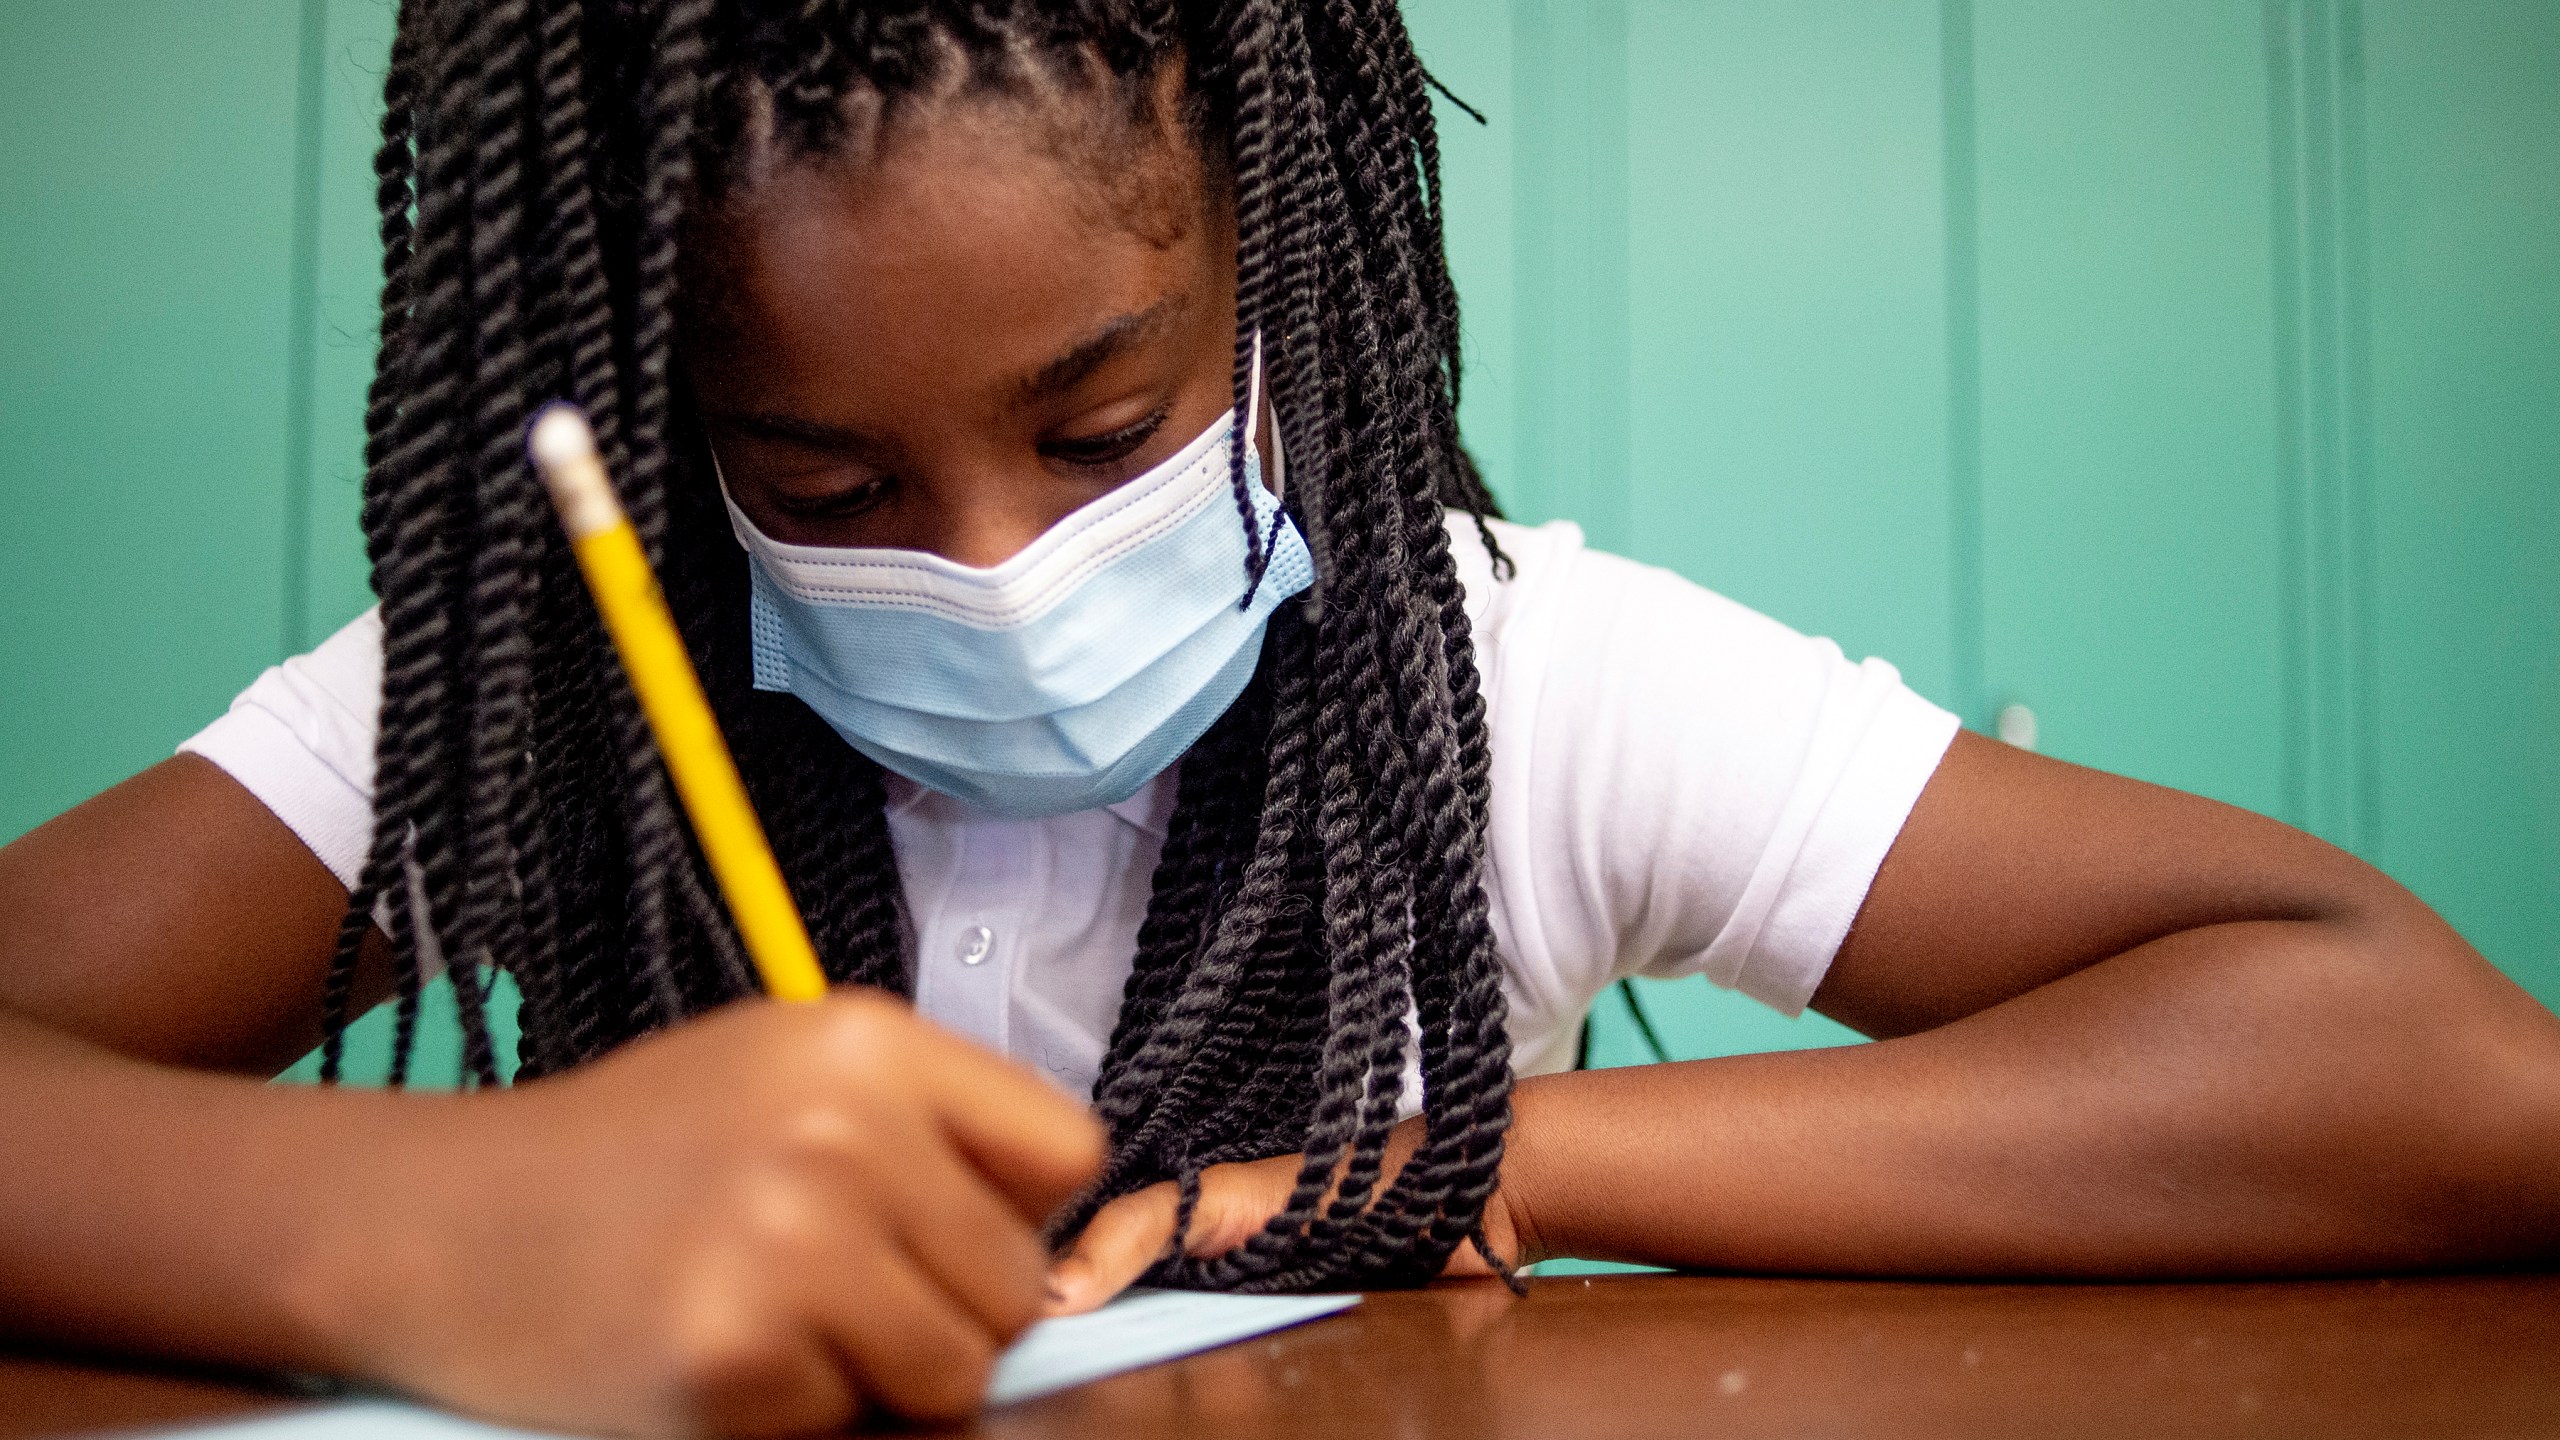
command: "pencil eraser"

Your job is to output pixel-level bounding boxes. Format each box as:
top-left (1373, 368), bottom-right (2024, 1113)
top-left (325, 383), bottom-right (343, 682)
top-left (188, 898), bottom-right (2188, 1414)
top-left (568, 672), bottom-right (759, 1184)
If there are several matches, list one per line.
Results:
top-left (528, 403), bottom-right (597, 472)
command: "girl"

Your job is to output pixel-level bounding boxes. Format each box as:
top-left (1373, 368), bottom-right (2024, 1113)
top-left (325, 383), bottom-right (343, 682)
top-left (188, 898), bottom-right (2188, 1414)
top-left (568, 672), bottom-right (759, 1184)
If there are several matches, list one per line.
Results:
top-left (2, 1), bottom-right (2554, 1434)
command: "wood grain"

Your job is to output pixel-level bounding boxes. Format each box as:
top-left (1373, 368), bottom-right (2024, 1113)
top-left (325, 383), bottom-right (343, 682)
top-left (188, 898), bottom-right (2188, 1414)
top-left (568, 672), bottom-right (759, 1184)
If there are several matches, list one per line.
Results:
top-left (8, 1274), bottom-right (2557, 1439)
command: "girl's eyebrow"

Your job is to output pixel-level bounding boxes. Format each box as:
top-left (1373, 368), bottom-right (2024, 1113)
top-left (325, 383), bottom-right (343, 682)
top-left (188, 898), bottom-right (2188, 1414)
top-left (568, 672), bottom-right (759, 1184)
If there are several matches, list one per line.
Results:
top-left (1015, 293), bottom-right (1188, 404)
top-left (708, 410), bottom-right (877, 452)
top-left (700, 294), bottom-right (1194, 446)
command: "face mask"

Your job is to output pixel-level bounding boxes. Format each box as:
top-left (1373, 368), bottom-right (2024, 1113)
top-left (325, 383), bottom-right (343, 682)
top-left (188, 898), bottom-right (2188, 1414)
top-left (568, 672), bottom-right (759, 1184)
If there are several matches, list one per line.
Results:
top-left (720, 397), bottom-right (1313, 819)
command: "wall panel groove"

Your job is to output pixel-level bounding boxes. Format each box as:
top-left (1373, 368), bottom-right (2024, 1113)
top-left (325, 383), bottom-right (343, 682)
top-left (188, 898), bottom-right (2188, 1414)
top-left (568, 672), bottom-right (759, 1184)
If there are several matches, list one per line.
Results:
top-left (1508, 0), bottom-right (1631, 551)
top-left (2266, 0), bottom-right (2381, 853)
top-left (1941, 0), bottom-right (1985, 728)
top-left (283, 0), bottom-right (331, 657)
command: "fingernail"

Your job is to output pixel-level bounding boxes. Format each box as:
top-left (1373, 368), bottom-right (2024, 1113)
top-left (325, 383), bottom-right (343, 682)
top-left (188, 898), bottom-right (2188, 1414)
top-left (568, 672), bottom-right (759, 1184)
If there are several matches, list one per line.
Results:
top-left (1046, 1263), bottom-right (1081, 1307)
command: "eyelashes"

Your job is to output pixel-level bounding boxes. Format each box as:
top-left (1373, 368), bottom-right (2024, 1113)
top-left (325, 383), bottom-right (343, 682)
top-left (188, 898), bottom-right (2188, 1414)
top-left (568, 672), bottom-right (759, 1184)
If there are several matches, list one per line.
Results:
top-left (763, 406), bottom-right (1174, 524)
top-left (1042, 405), bottom-right (1169, 469)
top-left (767, 465), bottom-right (893, 522)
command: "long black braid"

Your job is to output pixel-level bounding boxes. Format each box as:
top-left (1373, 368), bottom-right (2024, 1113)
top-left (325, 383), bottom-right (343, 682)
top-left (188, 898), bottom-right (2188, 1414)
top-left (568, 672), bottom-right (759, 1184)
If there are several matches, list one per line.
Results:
top-left (337, 0), bottom-right (1514, 1291)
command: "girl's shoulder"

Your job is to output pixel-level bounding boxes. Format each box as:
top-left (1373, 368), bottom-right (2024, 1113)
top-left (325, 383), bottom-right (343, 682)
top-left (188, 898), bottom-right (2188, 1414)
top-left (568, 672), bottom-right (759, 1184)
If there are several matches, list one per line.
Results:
top-left (176, 606), bottom-right (385, 891)
top-left (1445, 507), bottom-right (1959, 1042)
top-left (1441, 510), bottom-right (1825, 689)
top-left (1440, 511), bottom-right (1584, 664)
top-left (1441, 511), bottom-right (1581, 630)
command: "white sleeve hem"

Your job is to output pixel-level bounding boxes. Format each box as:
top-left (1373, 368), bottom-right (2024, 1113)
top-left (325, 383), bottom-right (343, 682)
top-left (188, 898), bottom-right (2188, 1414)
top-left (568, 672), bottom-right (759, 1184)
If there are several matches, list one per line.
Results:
top-left (179, 701), bottom-right (375, 891)
top-left (1732, 688), bottom-right (1960, 1015)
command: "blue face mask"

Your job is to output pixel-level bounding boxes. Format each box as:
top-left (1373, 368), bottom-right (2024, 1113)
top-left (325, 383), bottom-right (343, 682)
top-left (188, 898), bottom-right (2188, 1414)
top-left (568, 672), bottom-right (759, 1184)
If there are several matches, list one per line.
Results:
top-left (720, 407), bottom-right (1314, 818)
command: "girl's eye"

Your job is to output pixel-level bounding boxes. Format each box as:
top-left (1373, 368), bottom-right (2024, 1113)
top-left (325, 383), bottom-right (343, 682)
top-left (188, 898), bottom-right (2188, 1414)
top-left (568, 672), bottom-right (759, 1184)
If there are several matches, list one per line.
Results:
top-left (1045, 407), bottom-right (1169, 469)
top-left (773, 475), bottom-right (893, 523)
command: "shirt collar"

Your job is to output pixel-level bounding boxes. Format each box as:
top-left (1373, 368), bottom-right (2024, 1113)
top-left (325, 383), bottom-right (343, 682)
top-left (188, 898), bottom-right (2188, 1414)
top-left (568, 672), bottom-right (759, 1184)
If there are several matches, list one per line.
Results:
top-left (878, 766), bottom-right (1177, 840)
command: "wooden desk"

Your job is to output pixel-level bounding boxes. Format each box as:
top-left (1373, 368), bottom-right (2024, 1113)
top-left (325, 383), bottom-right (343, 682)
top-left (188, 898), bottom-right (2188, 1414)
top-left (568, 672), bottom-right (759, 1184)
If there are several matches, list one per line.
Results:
top-left (7, 1274), bottom-right (2557, 1439)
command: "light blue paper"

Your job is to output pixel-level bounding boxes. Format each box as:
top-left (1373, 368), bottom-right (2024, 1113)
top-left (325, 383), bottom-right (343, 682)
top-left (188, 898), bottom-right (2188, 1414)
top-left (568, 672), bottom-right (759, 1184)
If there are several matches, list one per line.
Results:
top-left (120, 1407), bottom-right (531, 1440)
top-left (985, 1288), bottom-right (1359, 1406)
top-left (107, 1291), bottom-right (1361, 1438)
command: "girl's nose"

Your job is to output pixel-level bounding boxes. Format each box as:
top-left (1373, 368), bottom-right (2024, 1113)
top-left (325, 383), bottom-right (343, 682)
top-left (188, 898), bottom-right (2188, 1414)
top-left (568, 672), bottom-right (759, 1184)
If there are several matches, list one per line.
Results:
top-left (922, 482), bottom-right (1066, 570)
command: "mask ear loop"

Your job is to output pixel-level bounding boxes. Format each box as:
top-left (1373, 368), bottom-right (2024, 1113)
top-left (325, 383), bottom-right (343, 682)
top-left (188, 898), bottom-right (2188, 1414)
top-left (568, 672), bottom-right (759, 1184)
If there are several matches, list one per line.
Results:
top-left (1252, 328), bottom-right (1331, 623)
top-left (1248, 328), bottom-right (1285, 502)
top-left (1232, 329), bottom-right (1277, 610)
top-left (706, 445), bottom-right (763, 555)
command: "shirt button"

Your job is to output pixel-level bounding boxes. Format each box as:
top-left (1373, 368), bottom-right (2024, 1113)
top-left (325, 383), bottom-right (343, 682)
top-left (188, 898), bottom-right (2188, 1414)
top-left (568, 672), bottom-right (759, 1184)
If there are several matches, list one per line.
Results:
top-left (958, 925), bottom-right (994, 966)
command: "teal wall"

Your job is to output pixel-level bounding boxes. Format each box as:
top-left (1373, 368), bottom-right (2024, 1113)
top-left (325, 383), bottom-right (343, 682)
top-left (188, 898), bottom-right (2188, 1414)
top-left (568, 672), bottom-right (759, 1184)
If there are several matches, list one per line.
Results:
top-left (1, 0), bottom-right (389, 837)
top-left (2, 1), bottom-right (2553, 1085)
top-left (1403, 0), bottom-right (2560, 1063)
top-left (2, 1), bottom-right (307, 844)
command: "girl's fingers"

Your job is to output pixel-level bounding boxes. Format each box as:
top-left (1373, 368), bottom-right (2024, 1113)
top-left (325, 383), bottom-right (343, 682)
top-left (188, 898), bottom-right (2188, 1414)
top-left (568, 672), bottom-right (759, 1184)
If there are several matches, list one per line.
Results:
top-left (809, 1238), bottom-right (1006, 1424)
top-left (657, 1268), bottom-right (861, 1438)
top-left (871, 1131), bottom-right (1056, 1343)
top-left (1045, 1157), bottom-right (1310, 1315)
top-left (1045, 1181), bottom-right (1180, 1316)
top-left (873, 1002), bottom-right (1107, 1223)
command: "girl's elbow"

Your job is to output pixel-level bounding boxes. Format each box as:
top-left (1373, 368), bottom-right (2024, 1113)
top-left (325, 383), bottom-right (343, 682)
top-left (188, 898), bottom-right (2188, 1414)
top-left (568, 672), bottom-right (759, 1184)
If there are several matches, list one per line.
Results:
top-left (2332, 911), bottom-right (2560, 1262)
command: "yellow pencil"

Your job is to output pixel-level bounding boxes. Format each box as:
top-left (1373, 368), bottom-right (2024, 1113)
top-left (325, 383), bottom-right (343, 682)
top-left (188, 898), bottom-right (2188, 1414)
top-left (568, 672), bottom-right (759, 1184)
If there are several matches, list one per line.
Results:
top-left (527, 404), bottom-right (829, 1004)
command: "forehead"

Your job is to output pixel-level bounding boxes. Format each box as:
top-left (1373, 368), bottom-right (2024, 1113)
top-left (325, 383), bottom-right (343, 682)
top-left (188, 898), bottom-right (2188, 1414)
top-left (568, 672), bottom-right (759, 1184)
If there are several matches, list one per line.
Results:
top-left (679, 85), bottom-right (1215, 392)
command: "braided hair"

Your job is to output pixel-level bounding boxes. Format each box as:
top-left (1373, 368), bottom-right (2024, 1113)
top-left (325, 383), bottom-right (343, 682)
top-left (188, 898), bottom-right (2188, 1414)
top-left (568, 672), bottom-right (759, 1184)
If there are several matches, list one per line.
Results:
top-left (334, 0), bottom-right (1515, 1292)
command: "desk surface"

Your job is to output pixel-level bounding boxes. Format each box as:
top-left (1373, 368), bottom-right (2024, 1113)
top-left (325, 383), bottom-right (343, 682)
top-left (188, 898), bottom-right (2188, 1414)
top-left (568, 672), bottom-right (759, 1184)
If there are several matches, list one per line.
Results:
top-left (7, 1273), bottom-right (2557, 1440)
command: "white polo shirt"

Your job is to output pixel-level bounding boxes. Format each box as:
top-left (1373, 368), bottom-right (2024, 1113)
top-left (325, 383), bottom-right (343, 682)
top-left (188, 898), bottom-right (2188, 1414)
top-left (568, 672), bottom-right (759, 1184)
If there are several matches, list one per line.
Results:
top-left (182, 515), bottom-right (1958, 1102)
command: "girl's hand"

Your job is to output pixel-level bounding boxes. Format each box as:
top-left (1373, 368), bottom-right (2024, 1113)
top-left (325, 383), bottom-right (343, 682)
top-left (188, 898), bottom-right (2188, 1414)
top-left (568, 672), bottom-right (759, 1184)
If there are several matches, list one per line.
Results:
top-left (1043, 1116), bottom-right (1529, 1314)
top-left (305, 990), bottom-right (1104, 1438)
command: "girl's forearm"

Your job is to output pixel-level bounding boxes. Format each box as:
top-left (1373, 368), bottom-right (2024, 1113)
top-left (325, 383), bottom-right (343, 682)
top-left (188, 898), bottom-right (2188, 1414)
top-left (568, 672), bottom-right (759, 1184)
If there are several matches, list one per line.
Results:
top-left (1503, 917), bottom-right (2560, 1277)
top-left (0, 1009), bottom-right (444, 1374)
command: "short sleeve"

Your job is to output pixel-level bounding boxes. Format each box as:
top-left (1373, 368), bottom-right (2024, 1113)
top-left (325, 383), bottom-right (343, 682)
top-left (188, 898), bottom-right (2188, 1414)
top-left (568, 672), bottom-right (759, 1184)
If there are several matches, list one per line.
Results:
top-left (1458, 519), bottom-right (1959, 1030)
top-left (178, 607), bottom-right (385, 890)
